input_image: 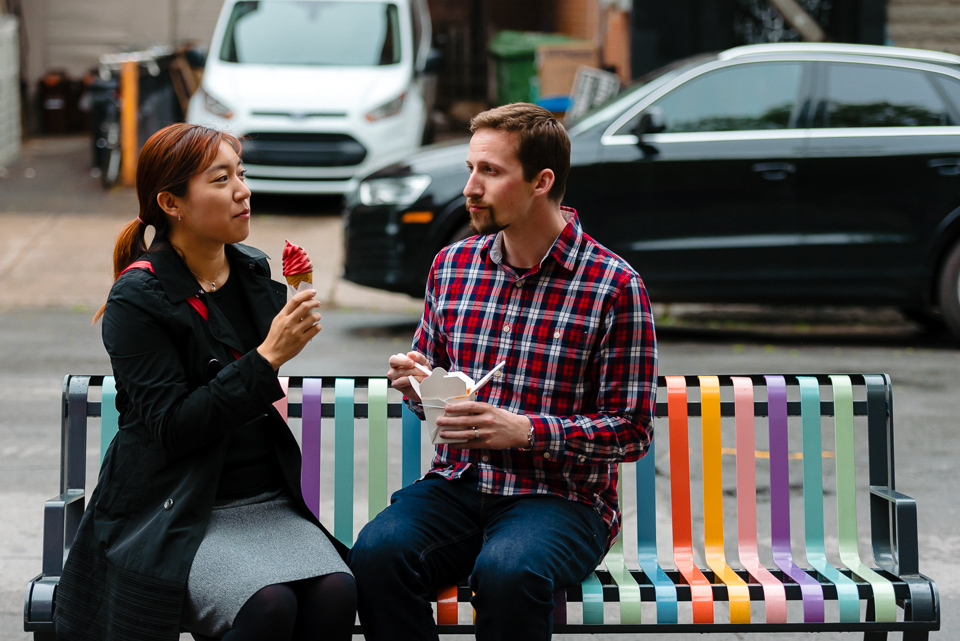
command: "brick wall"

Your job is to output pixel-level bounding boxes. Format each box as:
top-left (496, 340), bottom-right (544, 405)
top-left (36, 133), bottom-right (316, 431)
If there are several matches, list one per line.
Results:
top-left (887, 0), bottom-right (960, 54)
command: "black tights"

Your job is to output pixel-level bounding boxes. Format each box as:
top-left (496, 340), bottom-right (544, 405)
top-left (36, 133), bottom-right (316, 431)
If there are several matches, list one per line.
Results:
top-left (205, 572), bottom-right (356, 641)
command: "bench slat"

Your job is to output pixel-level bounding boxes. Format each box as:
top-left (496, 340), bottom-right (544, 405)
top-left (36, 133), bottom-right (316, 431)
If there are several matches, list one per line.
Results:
top-left (100, 377), bottom-right (119, 464)
top-left (333, 379), bottom-right (355, 546)
top-left (798, 376), bottom-right (862, 622)
top-left (765, 375), bottom-right (825, 622)
top-left (700, 376), bottom-right (752, 623)
top-left (301, 378), bottom-right (322, 520)
top-left (830, 375), bottom-right (897, 622)
top-left (665, 376), bottom-right (715, 623)
top-left (635, 435), bottom-right (679, 623)
top-left (731, 377), bottom-right (787, 623)
top-left (604, 473), bottom-right (642, 623)
top-left (368, 379), bottom-right (389, 520)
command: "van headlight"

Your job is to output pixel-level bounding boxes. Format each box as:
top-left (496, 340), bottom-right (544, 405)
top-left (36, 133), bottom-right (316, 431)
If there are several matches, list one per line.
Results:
top-left (199, 87), bottom-right (234, 119)
top-left (359, 175), bottom-right (431, 206)
top-left (365, 93), bottom-right (406, 122)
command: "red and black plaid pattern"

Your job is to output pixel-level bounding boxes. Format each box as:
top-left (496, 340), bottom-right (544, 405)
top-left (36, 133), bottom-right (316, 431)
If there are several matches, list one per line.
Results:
top-left (413, 208), bottom-right (657, 544)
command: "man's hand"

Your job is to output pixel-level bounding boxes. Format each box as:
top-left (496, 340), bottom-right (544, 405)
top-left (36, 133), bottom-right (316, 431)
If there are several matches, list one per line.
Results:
top-left (387, 351), bottom-right (431, 402)
top-left (438, 401), bottom-right (531, 450)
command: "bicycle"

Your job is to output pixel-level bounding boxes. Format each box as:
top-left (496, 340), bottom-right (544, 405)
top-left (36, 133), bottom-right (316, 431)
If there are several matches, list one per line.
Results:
top-left (92, 46), bottom-right (172, 189)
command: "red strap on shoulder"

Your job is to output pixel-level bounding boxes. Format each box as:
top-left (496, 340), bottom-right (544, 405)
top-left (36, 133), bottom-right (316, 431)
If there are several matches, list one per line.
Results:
top-left (119, 259), bottom-right (210, 321)
top-left (119, 260), bottom-right (155, 276)
top-left (185, 296), bottom-right (209, 321)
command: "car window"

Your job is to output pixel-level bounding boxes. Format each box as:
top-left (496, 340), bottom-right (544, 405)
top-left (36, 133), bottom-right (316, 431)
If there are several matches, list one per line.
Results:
top-left (220, 1), bottom-right (402, 66)
top-left (819, 63), bottom-right (951, 127)
top-left (931, 74), bottom-right (960, 122)
top-left (633, 62), bottom-right (804, 133)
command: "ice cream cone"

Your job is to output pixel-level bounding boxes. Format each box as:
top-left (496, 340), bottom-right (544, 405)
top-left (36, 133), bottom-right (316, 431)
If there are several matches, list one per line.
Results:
top-left (285, 271), bottom-right (313, 289)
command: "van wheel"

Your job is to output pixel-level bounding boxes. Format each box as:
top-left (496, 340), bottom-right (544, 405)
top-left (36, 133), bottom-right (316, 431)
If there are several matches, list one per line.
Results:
top-left (938, 240), bottom-right (960, 339)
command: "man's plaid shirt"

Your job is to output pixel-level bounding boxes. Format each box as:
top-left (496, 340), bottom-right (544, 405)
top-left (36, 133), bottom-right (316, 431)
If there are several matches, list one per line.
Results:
top-left (412, 208), bottom-right (657, 546)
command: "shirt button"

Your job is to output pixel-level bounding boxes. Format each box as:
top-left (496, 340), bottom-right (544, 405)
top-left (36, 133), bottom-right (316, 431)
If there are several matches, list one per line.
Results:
top-left (482, 455), bottom-right (490, 463)
top-left (163, 499), bottom-right (174, 510)
top-left (578, 455), bottom-right (586, 463)
top-left (503, 325), bottom-right (511, 333)
top-left (494, 370), bottom-right (502, 379)
top-left (543, 452), bottom-right (551, 459)
top-left (553, 330), bottom-right (561, 339)
top-left (515, 280), bottom-right (523, 288)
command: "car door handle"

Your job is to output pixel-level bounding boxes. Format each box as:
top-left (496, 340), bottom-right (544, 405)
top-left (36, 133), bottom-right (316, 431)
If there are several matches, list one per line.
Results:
top-left (928, 158), bottom-right (960, 176)
top-left (752, 162), bottom-right (796, 181)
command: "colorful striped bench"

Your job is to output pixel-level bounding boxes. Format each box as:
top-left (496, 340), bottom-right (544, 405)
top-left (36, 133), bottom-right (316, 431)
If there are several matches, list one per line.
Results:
top-left (25, 374), bottom-right (940, 639)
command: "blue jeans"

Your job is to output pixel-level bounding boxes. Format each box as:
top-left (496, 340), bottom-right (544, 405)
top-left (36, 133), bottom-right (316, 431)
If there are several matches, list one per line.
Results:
top-left (348, 470), bottom-right (609, 641)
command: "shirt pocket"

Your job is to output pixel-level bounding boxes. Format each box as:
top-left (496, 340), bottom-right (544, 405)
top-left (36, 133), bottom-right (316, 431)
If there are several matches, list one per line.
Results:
top-left (536, 321), bottom-right (596, 395)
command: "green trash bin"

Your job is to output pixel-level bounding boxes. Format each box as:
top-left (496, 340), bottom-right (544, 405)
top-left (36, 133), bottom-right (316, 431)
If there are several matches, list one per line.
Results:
top-left (488, 31), bottom-right (574, 105)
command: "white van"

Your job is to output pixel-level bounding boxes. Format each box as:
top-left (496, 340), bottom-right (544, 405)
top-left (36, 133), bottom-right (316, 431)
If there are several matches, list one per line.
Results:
top-left (187, 0), bottom-right (436, 194)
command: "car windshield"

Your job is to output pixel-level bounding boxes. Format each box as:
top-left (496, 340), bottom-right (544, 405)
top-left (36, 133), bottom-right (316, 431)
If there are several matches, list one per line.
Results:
top-left (568, 54), bottom-right (716, 131)
top-left (219, 1), bottom-right (402, 66)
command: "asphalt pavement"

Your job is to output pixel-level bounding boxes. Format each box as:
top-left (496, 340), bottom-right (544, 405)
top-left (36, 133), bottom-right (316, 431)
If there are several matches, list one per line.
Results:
top-left (1, 135), bottom-right (957, 640)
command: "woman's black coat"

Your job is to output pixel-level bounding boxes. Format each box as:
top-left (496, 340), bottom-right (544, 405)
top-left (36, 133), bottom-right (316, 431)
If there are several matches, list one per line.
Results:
top-left (54, 242), bottom-right (346, 641)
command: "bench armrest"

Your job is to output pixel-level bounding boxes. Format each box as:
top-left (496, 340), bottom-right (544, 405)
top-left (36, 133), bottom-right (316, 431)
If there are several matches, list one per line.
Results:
top-left (41, 489), bottom-right (85, 577)
top-left (869, 484), bottom-right (919, 576)
top-left (24, 490), bottom-right (85, 633)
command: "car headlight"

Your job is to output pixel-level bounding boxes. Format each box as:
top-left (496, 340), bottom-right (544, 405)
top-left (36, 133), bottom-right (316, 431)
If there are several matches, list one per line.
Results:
top-left (199, 87), bottom-right (234, 119)
top-left (365, 93), bottom-right (406, 122)
top-left (359, 175), bottom-right (431, 206)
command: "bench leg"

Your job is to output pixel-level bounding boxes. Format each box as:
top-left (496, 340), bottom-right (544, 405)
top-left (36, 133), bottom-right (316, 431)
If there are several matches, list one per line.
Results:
top-left (863, 632), bottom-right (887, 641)
top-left (901, 632), bottom-right (929, 641)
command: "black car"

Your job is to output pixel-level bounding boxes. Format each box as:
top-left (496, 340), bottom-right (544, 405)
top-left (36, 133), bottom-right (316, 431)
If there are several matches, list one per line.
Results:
top-left (343, 43), bottom-right (960, 338)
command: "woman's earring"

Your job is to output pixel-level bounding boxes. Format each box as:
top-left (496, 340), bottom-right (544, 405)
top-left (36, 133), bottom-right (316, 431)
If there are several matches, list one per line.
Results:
top-left (178, 213), bottom-right (182, 221)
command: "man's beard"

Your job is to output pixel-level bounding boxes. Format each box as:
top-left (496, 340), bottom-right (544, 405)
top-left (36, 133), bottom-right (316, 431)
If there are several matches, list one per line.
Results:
top-left (468, 202), bottom-right (507, 235)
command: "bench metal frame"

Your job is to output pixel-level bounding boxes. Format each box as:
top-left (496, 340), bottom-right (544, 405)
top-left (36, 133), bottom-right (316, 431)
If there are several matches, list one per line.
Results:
top-left (25, 374), bottom-right (940, 639)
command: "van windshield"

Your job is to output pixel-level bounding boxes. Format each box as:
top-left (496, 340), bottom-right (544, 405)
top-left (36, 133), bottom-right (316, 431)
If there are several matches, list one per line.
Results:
top-left (220, 1), bottom-right (402, 66)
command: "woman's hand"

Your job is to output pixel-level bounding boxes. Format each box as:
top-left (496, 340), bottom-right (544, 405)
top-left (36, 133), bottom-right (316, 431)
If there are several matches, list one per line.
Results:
top-left (257, 289), bottom-right (322, 369)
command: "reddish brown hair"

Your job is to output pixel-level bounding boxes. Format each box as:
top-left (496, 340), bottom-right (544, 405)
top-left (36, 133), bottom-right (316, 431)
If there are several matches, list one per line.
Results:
top-left (469, 103), bottom-right (571, 202)
top-left (93, 124), bottom-right (242, 322)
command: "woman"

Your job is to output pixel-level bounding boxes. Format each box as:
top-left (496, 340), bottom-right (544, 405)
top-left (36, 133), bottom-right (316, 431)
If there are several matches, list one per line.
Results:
top-left (54, 123), bottom-right (356, 641)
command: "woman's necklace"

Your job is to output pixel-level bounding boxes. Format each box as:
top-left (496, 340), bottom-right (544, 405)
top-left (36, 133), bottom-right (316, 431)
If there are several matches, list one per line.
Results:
top-left (190, 256), bottom-right (227, 291)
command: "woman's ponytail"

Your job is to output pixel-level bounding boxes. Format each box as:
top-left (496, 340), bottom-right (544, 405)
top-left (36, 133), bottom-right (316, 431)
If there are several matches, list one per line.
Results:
top-left (93, 219), bottom-right (148, 323)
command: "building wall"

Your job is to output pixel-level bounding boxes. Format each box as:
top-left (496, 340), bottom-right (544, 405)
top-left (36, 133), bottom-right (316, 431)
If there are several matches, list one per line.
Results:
top-left (887, 0), bottom-right (960, 54)
top-left (20, 0), bottom-right (222, 90)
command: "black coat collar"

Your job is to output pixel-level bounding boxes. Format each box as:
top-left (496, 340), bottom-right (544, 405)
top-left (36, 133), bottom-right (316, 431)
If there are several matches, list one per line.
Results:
top-left (143, 242), bottom-right (286, 356)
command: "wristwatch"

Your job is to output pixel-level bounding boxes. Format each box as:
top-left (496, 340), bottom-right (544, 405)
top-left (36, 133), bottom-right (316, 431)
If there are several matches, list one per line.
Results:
top-left (518, 425), bottom-right (535, 451)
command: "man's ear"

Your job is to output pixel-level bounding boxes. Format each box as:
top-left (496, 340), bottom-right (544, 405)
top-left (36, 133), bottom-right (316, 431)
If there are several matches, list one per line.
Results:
top-left (532, 168), bottom-right (555, 198)
top-left (156, 191), bottom-right (180, 220)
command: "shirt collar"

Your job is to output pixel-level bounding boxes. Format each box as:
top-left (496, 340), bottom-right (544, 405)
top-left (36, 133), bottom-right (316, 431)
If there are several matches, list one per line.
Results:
top-left (486, 206), bottom-right (582, 274)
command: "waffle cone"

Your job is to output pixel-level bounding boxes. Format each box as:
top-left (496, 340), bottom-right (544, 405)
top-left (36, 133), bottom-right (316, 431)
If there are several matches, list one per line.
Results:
top-left (285, 272), bottom-right (313, 288)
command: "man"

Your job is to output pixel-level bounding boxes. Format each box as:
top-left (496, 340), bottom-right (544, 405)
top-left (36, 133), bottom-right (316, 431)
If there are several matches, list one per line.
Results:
top-left (349, 103), bottom-right (657, 640)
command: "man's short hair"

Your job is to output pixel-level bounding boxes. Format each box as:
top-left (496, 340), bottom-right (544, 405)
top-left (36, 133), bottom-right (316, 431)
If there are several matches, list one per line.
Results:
top-left (470, 103), bottom-right (571, 202)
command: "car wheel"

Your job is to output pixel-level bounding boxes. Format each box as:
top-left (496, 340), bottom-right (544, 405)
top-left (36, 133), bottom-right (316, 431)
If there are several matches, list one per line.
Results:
top-left (900, 307), bottom-right (948, 334)
top-left (937, 240), bottom-right (960, 338)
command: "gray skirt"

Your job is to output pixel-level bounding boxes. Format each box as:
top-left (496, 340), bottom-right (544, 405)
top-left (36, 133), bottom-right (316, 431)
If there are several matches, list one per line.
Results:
top-left (181, 489), bottom-right (351, 637)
